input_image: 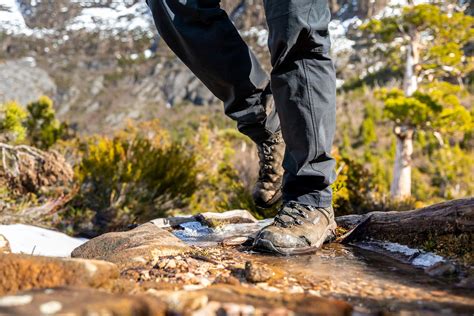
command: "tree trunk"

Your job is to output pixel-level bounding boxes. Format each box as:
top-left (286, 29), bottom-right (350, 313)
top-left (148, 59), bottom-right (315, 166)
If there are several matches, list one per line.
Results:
top-left (403, 41), bottom-right (419, 96)
top-left (337, 198), bottom-right (473, 260)
top-left (390, 126), bottom-right (414, 199)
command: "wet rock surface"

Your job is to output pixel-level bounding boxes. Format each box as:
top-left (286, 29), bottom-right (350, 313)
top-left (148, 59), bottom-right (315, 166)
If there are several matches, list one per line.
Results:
top-left (195, 210), bottom-right (258, 228)
top-left (71, 222), bottom-right (190, 266)
top-left (1, 200), bottom-right (473, 315)
top-left (0, 287), bottom-right (166, 316)
top-left (0, 254), bottom-right (118, 295)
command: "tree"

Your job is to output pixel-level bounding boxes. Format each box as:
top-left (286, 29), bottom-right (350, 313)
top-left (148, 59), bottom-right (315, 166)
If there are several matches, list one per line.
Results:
top-left (376, 83), bottom-right (471, 198)
top-left (362, 3), bottom-right (473, 198)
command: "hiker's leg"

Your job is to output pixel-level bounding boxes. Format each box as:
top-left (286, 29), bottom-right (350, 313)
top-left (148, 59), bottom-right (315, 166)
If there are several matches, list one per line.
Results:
top-left (146, 0), bottom-right (279, 143)
top-left (264, 0), bottom-right (337, 207)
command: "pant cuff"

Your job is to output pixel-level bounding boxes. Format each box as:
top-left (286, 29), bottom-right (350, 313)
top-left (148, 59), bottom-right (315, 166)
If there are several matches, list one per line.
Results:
top-left (283, 193), bottom-right (333, 208)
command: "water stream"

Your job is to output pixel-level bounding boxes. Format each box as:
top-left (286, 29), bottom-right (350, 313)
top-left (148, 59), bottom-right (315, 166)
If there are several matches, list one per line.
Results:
top-left (173, 220), bottom-right (474, 315)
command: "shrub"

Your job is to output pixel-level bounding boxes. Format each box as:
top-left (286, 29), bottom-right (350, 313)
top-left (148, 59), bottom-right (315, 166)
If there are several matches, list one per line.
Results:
top-left (332, 154), bottom-right (375, 216)
top-left (0, 101), bottom-right (28, 143)
top-left (187, 121), bottom-right (257, 215)
top-left (70, 120), bottom-right (198, 235)
top-left (26, 96), bottom-right (65, 149)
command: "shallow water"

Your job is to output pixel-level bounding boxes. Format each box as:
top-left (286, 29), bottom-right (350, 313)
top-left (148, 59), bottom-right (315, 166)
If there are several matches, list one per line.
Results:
top-left (253, 244), bottom-right (473, 315)
top-left (173, 221), bottom-right (474, 315)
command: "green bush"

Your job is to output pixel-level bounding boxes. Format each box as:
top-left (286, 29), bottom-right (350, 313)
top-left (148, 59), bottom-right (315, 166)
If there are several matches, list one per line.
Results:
top-left (187, 122), bottom-right (257, 216)
top-left (0, 101), bottom-right (28, 143)
top-left (26, 96), bottom-right (65, 149)
top-left (67, 120), bottom-right (197, 234)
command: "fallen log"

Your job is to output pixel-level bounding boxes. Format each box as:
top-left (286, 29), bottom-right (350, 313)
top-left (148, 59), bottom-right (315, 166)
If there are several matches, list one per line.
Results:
top-left (337, 198), bottom-right (473, 263)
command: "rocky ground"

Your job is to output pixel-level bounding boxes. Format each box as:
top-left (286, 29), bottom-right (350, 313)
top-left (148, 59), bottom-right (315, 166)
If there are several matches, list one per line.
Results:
top-left (0, 202), bottom-right (473, 315)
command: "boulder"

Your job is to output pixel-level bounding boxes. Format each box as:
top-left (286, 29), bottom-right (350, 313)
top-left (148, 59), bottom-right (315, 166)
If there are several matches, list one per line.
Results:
top-left (0, 287), bottom-right (165, 316)
top-left (71, 223), bottom-right (190, 266)
top-left (0, 235), bottom-right (10, 254)
top-left (0, 254), bottom-right (118, 295)
top-left (195, 210), bottom-right (258, 228)
top-left (151, 284), bottom-right (353, 315)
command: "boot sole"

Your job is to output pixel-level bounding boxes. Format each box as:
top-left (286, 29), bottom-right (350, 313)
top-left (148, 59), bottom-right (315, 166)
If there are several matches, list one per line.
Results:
top-left (253, 221), bottom-right (337, 256)
top-left (254, 189), bottom-right (283, 209)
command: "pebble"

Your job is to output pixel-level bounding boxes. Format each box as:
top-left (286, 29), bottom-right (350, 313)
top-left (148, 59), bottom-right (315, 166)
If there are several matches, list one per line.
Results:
top-left (244, 261), bottom-right (275, 283)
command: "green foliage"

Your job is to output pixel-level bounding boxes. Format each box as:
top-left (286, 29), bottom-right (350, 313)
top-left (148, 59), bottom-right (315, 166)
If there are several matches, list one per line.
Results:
top-left (26, 96), bottom-right (64, 149)
top-left (361, 3), bottom-right (473, 81)
top-left (332, 153), bottom-right (375, 215)
top-left (0, 101), bottom-right (28, 143)
top-left (377, 83), bottom-right (472, 134)
top-left (63, 119), bottom-right (259, 235)
top-left (187, 122), bottom-right (256, 215)
top-left (359, 116), bottom-right (377, 146)
top-left (71, 120), bottom-right (197, 233)
top-left (429, 145), bottom-right (474, 199)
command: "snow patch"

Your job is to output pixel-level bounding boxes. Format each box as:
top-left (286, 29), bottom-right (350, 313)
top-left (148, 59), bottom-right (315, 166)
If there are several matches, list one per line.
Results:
top-left (66, 2), bottom-right (153, 36)
top-left (0, 224), bottom-right (88, 257)
top-left (241, 27), bottom-right (268, 47)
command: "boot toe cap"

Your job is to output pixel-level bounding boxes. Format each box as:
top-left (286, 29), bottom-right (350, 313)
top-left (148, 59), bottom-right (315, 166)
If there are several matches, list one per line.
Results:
top-left (256, 228), bottom-right (308, 249)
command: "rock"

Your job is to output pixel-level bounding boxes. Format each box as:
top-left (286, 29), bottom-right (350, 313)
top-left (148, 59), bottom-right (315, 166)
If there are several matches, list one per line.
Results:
top-left (425, 261), bottom-right (457, 277)
top-left (150, 215), bottom-right (195, 228)
top-left (71, 223), bottom-right (190, 266)
top-left (456, 276), bottom-right (474, 289)
top-left (195, 210), bottom-right (258, 228)
top-left (151, 284), bottom-right (352, 315)
top-left (0, 287), bottom-right (166, 316)
top-left (244, 261), bottom-right (275, 283)
top-left (0, 58), bottom-right (56, 106)
top-left (0, 253), bottom-right (118, 295)
top-left (222, 236), bottom-right (252, 246)
top-left (0, 235), bottom-right (10, 254)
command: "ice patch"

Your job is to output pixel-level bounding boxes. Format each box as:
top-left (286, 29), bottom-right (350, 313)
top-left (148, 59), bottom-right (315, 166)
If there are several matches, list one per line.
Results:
top-left (0, 295), bottom-right (33, 307)
top-left (358, 241), bottom-right (446, 269)
top-left (379, 242), bottom-right (419, 256)
top-left (173, 221), bottom-right (212, 240)
top-left (0, 224), bottom-right (88, 257)
top-left (39, 301), bottom-right (62, 315)
top-left (412, 253), bottom-right (445, 268)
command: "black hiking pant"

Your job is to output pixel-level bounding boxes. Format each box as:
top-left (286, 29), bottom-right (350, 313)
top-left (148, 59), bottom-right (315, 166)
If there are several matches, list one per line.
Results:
top-left (146, 0), bottom-right (336, 207)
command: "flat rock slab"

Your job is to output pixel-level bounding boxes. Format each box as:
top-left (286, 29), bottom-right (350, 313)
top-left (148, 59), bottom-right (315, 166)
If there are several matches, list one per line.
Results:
top-left (0, 287), bottom-right (165, 316)
top-left (0, 254), bottom-right (118, 295)
top-left (195, 210), bottom-right (258, 228)
top-left (71, 223), bottom-right (190, 266)
top-left (150, 215), bottom-right (195, 228)
top-left (151, 284), bottom-right (352, 315)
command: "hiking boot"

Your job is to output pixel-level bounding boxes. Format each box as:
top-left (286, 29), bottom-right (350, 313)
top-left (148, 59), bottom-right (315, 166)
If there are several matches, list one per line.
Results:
top-left (253, 202), bottom-right (337, 255)
top-left (252, 131), bottom-right (285, 208)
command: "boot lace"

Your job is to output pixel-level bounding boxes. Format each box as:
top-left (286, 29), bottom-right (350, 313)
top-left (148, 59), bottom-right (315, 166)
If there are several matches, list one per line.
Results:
top-left (274, 202), bottom-right (314, 228)
top-left (257, 134), bottom-right (281, 181)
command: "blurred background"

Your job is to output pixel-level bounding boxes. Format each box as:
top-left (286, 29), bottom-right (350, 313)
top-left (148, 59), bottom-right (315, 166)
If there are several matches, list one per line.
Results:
top-left (0, 0), bottom-right (472, 237)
